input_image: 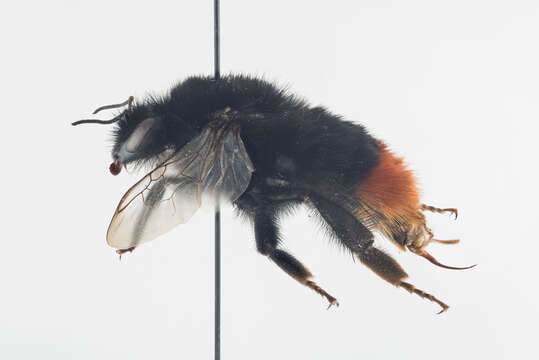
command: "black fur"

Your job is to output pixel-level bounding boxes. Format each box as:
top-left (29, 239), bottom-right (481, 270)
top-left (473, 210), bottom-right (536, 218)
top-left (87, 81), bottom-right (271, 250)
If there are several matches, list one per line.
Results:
top-left (112, 74), bottom-right (385, 302)
top-left (113, 75), bottom-right (379, 190)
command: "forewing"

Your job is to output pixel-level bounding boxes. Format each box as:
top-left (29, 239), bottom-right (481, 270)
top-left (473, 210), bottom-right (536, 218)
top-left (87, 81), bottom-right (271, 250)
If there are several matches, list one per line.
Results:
top-left (106, 123), bottom-right (254, 250)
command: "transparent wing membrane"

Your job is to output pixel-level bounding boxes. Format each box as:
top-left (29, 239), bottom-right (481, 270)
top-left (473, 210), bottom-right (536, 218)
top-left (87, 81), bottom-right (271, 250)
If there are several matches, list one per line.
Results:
top-left (107, 122), bottom-right (254, 250)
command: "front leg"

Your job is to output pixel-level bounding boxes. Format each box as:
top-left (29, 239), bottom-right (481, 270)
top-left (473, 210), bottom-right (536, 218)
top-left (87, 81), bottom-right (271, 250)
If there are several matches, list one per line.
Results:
top-left (254, 207), bottom-right (339, 308)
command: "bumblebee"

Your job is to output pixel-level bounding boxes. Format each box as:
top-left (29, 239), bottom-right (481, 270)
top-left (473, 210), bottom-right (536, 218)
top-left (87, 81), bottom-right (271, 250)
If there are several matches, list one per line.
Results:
top-left (74, 75), bottom-right (474, 313)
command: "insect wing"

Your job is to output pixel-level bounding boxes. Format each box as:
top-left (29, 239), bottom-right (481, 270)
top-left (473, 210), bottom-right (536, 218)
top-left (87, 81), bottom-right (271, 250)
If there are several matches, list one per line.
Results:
top-left (106, 124), bottom-right (253, 250)
top-left (201, 124), bottom-right (254, 201)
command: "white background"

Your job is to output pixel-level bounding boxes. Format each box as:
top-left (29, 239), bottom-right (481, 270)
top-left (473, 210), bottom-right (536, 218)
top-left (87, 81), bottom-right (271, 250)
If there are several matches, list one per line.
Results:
top-left (1, 1), bottom-right (537, 359)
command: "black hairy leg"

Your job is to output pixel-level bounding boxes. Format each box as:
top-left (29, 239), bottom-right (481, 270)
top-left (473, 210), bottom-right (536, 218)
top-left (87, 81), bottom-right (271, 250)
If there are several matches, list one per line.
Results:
top-left (310, 195), bottom-right (450, 313)
top-left (253, 208), bottom-right (339, 309)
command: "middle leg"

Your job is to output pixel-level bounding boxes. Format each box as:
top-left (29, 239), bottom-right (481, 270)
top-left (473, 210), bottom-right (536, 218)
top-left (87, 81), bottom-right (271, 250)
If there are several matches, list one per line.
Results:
top-left (253, 207), bottom-right (339, 308)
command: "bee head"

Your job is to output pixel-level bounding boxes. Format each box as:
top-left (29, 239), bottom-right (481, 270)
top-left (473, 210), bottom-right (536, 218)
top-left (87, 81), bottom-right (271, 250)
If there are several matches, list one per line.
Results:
top-left (73, 96), bottom-right (196, 176)
top-left (110, 104), bottom-right (169, 174)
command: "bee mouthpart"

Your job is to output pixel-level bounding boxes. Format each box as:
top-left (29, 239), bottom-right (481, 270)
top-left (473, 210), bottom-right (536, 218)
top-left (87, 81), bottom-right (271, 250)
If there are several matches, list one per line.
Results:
top-left (109, 159), bottom-right (122, 176)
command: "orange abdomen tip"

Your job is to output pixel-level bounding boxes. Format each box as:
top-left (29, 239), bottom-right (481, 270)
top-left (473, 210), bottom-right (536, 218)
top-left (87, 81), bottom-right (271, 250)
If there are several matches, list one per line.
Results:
top-left (356, 141), bottom-right (420, 217)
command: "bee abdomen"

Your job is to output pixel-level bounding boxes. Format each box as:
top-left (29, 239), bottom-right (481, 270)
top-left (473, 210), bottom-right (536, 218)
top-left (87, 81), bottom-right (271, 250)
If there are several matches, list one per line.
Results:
top-left (354, 141), bottom-right (423, 245)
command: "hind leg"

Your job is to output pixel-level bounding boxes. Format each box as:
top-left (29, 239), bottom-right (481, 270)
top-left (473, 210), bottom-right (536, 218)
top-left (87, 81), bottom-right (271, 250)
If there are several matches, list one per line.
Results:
top-left (253, 207), bottom-right (339, 308)
top-left (310, 194), bottom-right (450, 313)
top-left (409, 209), bottom-right (474, 270)
top-left (420, 204), bottom-right (458, 219)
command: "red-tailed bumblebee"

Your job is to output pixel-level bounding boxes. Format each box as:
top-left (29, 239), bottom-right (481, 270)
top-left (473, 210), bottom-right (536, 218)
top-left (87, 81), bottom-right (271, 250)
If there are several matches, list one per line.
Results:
top-left (73, 75), bottom-right (475, 313)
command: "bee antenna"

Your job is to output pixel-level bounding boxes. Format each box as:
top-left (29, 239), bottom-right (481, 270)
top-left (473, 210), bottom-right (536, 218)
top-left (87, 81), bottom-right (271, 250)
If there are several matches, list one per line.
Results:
top-left (71, 112), bottom-right (125, 126)
top-left (71, 96), bottom-right (134, 126)
top-left (92, 96), bottom-right (134, 114)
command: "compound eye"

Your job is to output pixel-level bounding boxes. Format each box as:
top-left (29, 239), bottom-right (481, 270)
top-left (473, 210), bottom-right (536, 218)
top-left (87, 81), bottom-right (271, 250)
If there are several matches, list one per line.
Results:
top-left (125, 117), bottom-right (157, 153)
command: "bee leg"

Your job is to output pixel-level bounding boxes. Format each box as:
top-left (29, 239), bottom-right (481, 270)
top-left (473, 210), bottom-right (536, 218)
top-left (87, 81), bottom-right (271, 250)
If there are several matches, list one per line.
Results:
top-left (359, 247), bottom-right (449, 313)
top-left (399, 282), bottom-right (449, 314)
top-left (254, 208), bottom-right (339, 308)
top-left (310, 195), bottom-right (449, 313)
top-left (116, 246), bottom-right (135, 260)
top-left (409, 218), bottom-right (475, 270)
top-left (432, 238), bottom-right (460, 245)
top-left (420, 204), bottom-right (458, 219)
